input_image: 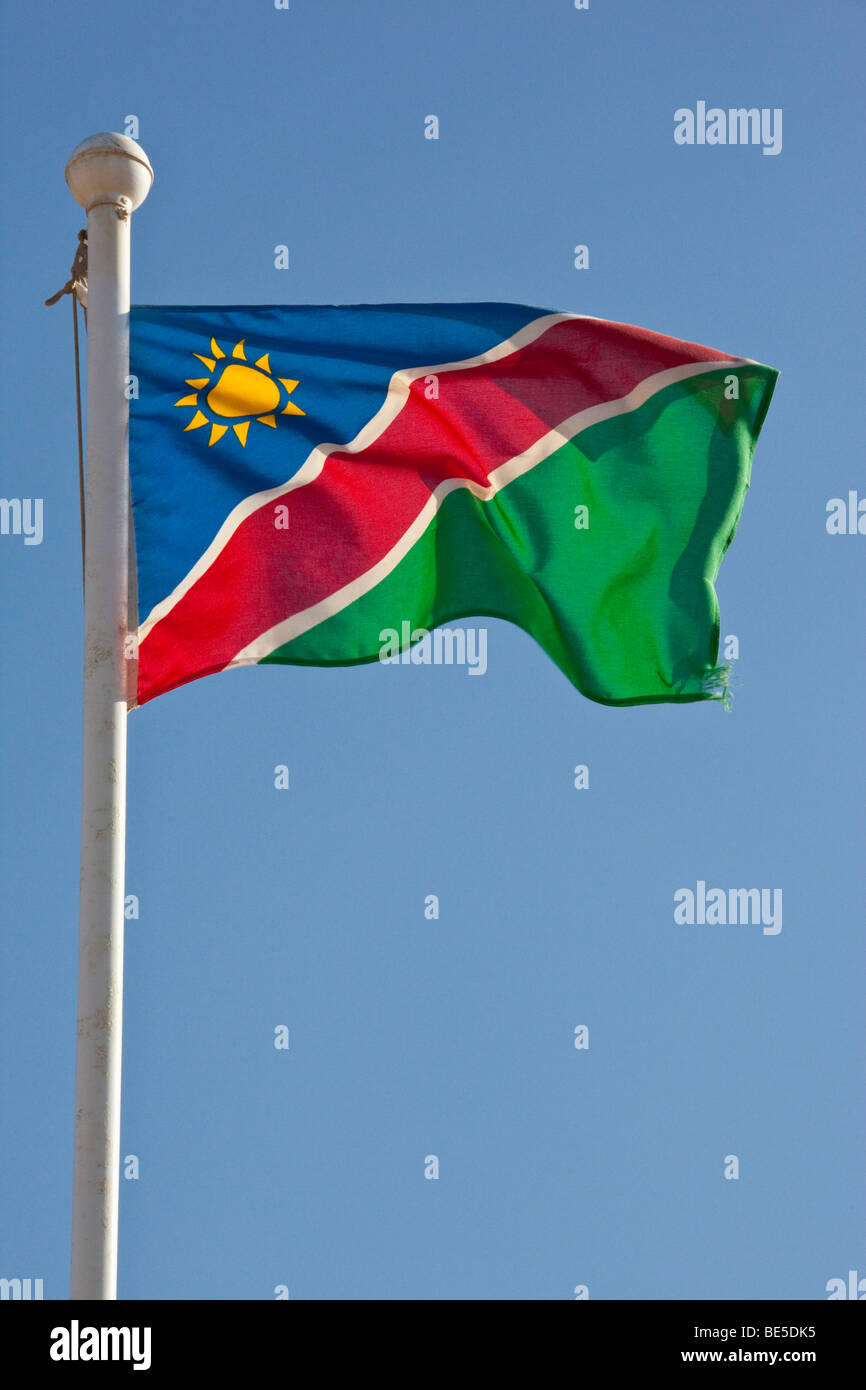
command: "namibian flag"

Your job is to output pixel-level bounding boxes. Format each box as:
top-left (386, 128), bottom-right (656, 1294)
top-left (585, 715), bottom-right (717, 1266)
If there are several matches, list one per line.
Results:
top-left (128, 304), bottom-right (777, 708)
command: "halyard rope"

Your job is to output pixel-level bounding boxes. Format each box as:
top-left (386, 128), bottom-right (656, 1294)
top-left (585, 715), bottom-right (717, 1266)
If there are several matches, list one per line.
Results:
top-left (45, 229), bottom-right (88, 590)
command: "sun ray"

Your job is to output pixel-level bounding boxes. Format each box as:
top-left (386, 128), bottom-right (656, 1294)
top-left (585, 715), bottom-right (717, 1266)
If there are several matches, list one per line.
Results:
top-left (193, 354), bottom-right (216, 372)
top-left (174, 393), bottom-right (199, 407)
top-left (279, 378), bottom-right (299, 393)
top-left (208, 424), bottom-right (228, 446)
top-left (281, 400), bottom-right (306, 416)
top-left (210, 338), bottom-right (226, 360)
top-left (185, 377), bottom-right (211, 389)
top-left (233, 421), bottom-right (250, 445)
top-left (255, 353), bottom-right (271, 373)
top-left (232, 339), bottom-right (247, 360)
top-left (184, 410), bottom-right (209, 432)
top-left (258, 415), bottom-right (277, 429)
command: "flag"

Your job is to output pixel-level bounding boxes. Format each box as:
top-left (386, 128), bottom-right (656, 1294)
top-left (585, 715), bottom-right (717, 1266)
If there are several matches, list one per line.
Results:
top-left (128, 303), bottom-right (777, 707)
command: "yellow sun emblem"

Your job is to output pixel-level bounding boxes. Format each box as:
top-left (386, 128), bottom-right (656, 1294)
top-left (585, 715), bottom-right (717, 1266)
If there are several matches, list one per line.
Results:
top-left (175, 337), bottom-right (306, 447)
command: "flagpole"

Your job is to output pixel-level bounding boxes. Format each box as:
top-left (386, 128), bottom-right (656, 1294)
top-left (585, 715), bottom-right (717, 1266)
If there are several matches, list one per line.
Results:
top-left (65, 133), bottom-right (152, 1301)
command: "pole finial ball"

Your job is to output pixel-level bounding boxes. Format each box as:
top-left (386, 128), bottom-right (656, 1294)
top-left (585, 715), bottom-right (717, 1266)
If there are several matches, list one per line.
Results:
top-left (65, 133), bottom-right (153, 211)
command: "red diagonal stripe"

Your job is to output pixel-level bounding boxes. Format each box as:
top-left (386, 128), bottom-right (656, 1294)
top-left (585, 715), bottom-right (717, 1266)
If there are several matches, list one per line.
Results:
top-left (138, 317), bottom-right (734, 703)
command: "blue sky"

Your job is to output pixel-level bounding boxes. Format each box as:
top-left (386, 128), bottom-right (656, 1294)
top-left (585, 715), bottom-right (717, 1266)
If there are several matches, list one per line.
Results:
top-left (0, 0), bottom-right (863, 1300)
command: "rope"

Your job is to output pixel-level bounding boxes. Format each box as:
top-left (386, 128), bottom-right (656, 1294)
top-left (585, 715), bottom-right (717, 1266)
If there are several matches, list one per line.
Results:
top-left (45, 230), bottom-right (88, 593)
top-left (73, 292), bottom-right (85, 589)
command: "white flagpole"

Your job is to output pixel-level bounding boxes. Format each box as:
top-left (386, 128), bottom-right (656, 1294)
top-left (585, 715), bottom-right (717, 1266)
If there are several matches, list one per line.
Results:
top-left (65, 133), bottom-right (152, 1301)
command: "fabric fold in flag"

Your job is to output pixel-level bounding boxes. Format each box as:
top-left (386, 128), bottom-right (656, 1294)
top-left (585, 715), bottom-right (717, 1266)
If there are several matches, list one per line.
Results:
top-left (128, 303), bottom-right (777, 707)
